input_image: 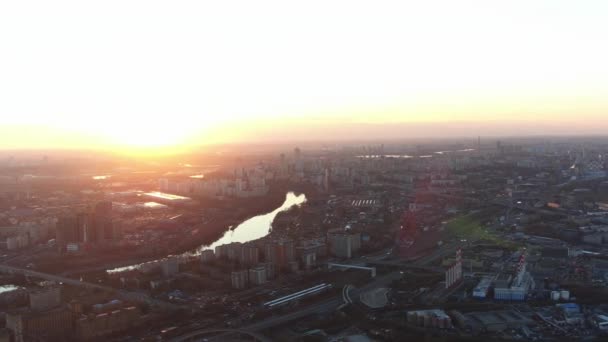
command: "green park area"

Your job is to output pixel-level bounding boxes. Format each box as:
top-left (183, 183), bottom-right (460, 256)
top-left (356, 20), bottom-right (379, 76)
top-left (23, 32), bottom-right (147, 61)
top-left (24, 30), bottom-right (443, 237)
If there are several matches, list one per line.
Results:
top-left (445, 214), bottom-right (495, 242)
top-left (445, 212), bottom-right (518, 249)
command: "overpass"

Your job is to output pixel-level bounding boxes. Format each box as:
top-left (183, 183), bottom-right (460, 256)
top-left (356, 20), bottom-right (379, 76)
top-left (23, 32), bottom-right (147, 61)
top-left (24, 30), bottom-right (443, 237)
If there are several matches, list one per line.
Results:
top-left (490, 199), bottom-right (567, 217)
top-left (369, 241), bottom-right (463, 269)
top-left (170, 329), bottom-right (271, 342)
top-left (328, 263), bottom-right (376, 277)
top-left (246, 272), bottom-right (401, 331)
top-left (425, 192), bottom-right (483, 204)
top-left (171, 272), bottom-right (402, 341)
top-left (0, 264), bottom-right (184, 311)
top-left (342, 285), bottom-right (354, 304)
top-left (263, 283), bottom-right (332, 308)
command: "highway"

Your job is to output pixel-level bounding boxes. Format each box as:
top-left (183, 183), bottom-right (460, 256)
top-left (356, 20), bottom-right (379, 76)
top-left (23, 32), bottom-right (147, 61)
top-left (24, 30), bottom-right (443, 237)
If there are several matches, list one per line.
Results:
top-left (1, 244), bottom-right (53, 265)
top-left (369, 240), bottom-right (462, 269)
top-left (0, 264), bottom-right (185, 311)
top-left (170, 329), bottom-right (273, 342)
top-left (490, 199), bottom-right (567, 217)
top-left (171, 271), bottom-right (403, 341)
top-left (248, 271), bottom-right (401, 331)
top-left (170, 242), bottom-right (448, 341)
top-left (240, 243), bottom-right (446, 331)
top-left (169, 298), bottom-right (344, 342)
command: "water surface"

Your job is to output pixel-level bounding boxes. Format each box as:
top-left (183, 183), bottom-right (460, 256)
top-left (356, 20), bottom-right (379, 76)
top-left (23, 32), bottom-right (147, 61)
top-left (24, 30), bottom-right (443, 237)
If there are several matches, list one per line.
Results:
top-left (201, 192), bottom-right (306, 252)
top-left (108, 191), bottom-right (306, 273)
top-left (0, 285), bottom-right (19, 294)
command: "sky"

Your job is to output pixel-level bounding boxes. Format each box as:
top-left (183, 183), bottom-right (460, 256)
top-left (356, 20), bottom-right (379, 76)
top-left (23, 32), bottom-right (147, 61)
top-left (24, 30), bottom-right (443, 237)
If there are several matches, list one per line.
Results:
top-left (1, 0), bottom-right (608, 150)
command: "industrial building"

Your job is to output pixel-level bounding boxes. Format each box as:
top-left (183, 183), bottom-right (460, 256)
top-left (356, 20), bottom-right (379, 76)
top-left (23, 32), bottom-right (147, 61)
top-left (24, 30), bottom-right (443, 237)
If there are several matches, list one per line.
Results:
top-left (472, 276), bottom-right (494, 299)
top-left (556, 303), bottom-right (583, 324)
top-left (445, 249), bottom-right (463, 289)
top-left (458, 310), bottom-right (533, 333)
top-left (142, 192), bottom-right (193, 205)
top-left (494, 251), bottom-right (536, 301)
top-left (406, 309), bottom-right (452, 329)
top-left (594, 314), bottom-right (608, 331)
top-left (493, 272), bottom-right (535, 301)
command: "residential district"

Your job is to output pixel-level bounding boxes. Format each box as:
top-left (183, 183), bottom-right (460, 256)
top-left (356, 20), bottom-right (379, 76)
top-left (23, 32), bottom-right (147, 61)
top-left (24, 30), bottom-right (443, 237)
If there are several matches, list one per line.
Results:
top-left (2, 138), bottom-right (608, 341)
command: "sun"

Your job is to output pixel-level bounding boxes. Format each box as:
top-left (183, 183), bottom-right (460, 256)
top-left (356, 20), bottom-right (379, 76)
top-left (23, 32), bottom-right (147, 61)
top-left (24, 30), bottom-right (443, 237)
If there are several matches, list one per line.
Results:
top-left (64, 115), bottom-right (229, 152)
top-left (109, 128), bottom-right (184, 147)
top-left (98, 118), bottom-right (196, 149)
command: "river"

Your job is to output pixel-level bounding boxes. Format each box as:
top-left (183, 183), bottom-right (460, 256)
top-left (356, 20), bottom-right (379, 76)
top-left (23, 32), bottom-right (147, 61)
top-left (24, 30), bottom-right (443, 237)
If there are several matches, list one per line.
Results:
top-left (0, 285), bottom-right (19, 294)
top-left (107, 191), bottom-right (306, 273)
top-left (199, 191), bottom-right (306, 252)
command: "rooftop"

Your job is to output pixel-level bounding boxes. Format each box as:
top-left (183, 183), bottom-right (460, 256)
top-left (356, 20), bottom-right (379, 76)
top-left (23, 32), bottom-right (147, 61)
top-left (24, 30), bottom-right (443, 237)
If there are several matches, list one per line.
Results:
top-left (143, 191), bottom-right (191, 201)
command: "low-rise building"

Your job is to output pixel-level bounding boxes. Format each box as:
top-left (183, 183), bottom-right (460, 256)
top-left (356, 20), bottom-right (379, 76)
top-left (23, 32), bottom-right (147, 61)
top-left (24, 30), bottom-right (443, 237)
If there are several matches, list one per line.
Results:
top-left (459, 310), bottom-right (532, 333)
top-left (6, 308), bottom-right (74, 342)
top-left (556, 303), bottom-right (583, 325)
top-left (75, 306), bottom-right (141, 340)
top-left (473, 276), bottom-right (494, 299)
top-left (406, 309), bottom-right (452, 329)
top-left (29, 285), bottom-right (62, 312)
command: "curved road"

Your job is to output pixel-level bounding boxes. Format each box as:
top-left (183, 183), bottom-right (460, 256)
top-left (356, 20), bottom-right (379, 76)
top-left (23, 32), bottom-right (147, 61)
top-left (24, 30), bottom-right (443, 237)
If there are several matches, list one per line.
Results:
top-left (170, 329), bottom-right (271, 342)
top-left (171, 271), bottom-right (402, 341)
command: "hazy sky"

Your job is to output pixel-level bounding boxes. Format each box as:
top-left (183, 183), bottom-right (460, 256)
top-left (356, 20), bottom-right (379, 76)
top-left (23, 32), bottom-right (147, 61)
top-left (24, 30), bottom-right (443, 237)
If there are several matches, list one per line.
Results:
top-left (1, 1), bottom-right (608, 149)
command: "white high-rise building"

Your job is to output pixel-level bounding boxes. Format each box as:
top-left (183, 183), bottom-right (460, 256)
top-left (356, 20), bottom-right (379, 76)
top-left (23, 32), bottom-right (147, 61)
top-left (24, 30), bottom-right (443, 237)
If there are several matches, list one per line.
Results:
top-left (162, 256), bottom-right (179, 277)
top-left (231, 270), bottom-right (248, 289)
top-left (327, 229), bottom-right (361, 259)
top-left (248, 266), bottom-right (267, 286)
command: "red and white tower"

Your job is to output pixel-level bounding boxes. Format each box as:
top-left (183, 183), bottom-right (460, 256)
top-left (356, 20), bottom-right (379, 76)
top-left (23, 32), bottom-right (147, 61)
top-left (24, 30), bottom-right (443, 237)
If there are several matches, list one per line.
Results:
top-left (445, 249), bottom-right (463, 289)
top-left (514, 249), bottom-right (527, 287)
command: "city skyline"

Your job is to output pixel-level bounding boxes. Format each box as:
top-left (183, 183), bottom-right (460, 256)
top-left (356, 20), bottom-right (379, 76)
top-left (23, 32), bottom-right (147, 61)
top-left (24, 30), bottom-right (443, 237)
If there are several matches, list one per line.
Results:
top-left (3, 2), bottom-right (608, 340)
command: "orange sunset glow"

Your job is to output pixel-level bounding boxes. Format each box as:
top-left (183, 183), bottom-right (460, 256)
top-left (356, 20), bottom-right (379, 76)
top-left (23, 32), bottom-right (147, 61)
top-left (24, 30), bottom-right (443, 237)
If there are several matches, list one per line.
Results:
top-left (4, 2), bottom-right (608, 341)
top-left (1, 0), bottom-right (608, 151)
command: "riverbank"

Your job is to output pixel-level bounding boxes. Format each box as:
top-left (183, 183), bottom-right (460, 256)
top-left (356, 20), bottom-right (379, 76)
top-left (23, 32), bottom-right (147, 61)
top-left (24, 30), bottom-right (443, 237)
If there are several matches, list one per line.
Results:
top-left (33, 187), bottom-right (308, 275)
top-left (171, 190), bottom-right (303, 254)
top-left (104, 190), bottom-right (307, 273)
